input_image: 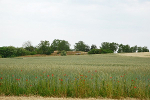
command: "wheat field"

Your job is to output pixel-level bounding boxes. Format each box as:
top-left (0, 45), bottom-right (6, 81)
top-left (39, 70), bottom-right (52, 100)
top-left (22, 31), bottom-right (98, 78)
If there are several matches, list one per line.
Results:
top-left (0, 53), bottom-right (150, 99)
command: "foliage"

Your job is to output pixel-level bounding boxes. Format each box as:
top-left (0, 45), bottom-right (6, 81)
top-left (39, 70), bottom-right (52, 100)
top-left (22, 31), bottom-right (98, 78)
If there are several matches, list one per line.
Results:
top-left (74, 41), bottom-right (89, 52)
top-left (0, 54), bottom-right (150, 99)
top-left (16, 48), bottom-right (31, 56)
top-left (30, 51), bottom-right (37, 55)
top-left (118, 44), bottom-right (149, 53)
top-left (22, 41), bottom-right (35, 52)
top-left (50, 39), bottom-right (62, 51)
top-left (142, 46), bottom-right (149, 52)
top-left (88, 49), bottom-right (113, 54)
top-left (100, 48), bottom-right (113, 54)
top-left (37, 40), bottom-right (53, 55)
top-left (90, 44), bottom-right (97, 50)
top-left (130, 45), bottom-right (138, 52)
top-left (0, 46), bottom-right (33, 58)
top-left (88, 49), bottom-right (100, 54)
top-left (58, 40), bottom-right (70, 51)
top-left (51, 39), bottom-right (71, 51)
top-left (85, 45), bottom-right (90, 52)
top-left (0, 46), bottom-right (17, 58)
top-left (100, 42), bottom-right (118, 52)
top-left (61, 50), bottom-right (67, 56)
top-left (0, 40), bottom-right (149, 57)
top-left (118, 44), bottom-right (132, 53)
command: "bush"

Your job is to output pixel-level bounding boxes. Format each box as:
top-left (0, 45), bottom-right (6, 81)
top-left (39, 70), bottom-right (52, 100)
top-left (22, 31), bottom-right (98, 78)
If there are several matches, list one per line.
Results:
top-left (30, 51), bottom-right (37, 55)
top-left (46, 49), bottom-right (54, 55)
top-left (16, 48), bottom-right (31, 56)
top-left (61, 50), bottom-right (67, 56)
top-left (0, 46), bottom-right (17, 58)
top-left (100, 49), bottom-right (113, 54)
top-left (88, 49), bottom-right (113, 54)
top-left (88, 49), bottom-right (100, 54)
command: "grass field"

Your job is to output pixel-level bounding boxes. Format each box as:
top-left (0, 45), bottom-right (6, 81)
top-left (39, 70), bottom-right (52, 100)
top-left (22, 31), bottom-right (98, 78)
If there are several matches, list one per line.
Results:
top-left (0, 54), bottom-right (150, 99)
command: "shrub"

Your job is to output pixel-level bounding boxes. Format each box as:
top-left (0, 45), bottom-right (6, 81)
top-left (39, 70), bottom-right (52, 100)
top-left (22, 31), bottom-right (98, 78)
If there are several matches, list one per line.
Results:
top-left (88, 49), bottom-right (101, 54)
top-left (30, 51), bottom-right (37, 55)
top-left (16, 48), bottom-right (31, 56)
top-left (100, 49), bottom-right (113, 54)
top-left (46, 48), bottom-right (54, 55)
top-left (61, 50), bottom-right (67, 56)
top-left (0, 46), bottom-right (17, 58)
top-left (88, 49), bottom-right (113, 54)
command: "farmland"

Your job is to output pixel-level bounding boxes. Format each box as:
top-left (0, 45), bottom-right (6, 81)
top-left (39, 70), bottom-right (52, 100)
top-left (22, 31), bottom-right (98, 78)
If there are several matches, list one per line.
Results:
top-left (0, 53), bottom-right (150, 99)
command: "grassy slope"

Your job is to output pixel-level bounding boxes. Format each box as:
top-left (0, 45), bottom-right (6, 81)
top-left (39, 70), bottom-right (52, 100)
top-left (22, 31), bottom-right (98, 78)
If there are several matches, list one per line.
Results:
top-left (0, 54), bottom-right (150, 99)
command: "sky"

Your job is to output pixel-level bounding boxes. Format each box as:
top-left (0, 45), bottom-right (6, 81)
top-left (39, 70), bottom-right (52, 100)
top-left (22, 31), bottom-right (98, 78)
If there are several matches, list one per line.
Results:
top-left (0, 0), bottom-right (150, 49)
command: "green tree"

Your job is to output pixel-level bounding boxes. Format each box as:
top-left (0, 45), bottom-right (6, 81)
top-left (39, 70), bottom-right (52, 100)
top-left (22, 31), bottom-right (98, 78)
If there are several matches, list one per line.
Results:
top-left (91, 44), bottom-right (97, 50)
top-left (74, 41), bottom-right (89, 52)
top-left (118, 44), bottom-right (124, 53)
top-left (100, 42), bottom-right (110, 50)
top-left (50, 39), bottom-right (62, 51)
top-left (16, 47), bottom-right (30, 56)
top-left (57, 40), bottom-right (70, 51)
top-left (130, 45), bottom-right (137, 52)
top-left (138, 47), bottom-right (142, 52)
top-left (37, 40), bottom-right (52, 54)
top-left (109, 42), bottom-right (118, 52)
top-left (0, 46), bottom-right (17, 58)
top-left (118, 44), bottom-right (131, 53)
top-left (101, 42), bottom-right (118, 52)
top-left (85, 45), bottom-right (90, 52)
top-left (124, 45), bottom-right (131, 52)
top-left (22, 41), bottom-right (35, 52)
top-left (142, 46), bottom-right (149, 52)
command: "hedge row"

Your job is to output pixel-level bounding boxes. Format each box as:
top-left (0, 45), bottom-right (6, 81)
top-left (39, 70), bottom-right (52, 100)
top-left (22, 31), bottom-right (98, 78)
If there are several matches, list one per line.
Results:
top-left (88, 49), bottom-right (113, 54)
top-left (0, 46), bottom-right (36, 58)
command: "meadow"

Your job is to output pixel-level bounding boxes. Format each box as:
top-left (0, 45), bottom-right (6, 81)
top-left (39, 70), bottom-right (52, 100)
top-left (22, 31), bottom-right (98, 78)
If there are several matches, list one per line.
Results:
top-left (0, 54), bottom-right (150, 99)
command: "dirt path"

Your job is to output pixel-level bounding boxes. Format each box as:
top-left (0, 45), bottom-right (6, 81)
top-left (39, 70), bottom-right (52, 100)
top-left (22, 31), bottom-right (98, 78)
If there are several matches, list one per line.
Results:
top-left (0, 96), bottom-right (142, 100)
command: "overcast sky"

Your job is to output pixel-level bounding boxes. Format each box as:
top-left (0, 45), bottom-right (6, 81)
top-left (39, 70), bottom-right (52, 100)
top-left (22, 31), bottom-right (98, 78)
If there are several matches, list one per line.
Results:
top-left (0, 0), bottom-right (150, 49)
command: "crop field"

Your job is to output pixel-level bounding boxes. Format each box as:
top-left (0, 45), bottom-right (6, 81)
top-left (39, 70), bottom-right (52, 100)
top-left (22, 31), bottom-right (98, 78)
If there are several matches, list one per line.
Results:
top-left (0, 54), bottom-right (150, 99)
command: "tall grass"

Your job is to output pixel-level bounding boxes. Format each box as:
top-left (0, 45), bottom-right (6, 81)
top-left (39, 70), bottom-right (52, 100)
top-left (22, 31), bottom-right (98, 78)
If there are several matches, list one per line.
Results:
top-left (0, 54), bottom-right (150, 99)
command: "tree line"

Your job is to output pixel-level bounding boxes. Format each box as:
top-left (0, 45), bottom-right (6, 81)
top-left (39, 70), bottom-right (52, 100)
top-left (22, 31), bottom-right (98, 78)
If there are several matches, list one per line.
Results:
top-left (0, 39), bottom-right (149, 58)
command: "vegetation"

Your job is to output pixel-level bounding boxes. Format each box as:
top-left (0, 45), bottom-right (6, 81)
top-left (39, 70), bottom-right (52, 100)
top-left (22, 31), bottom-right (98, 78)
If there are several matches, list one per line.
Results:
top-left (100, 42), bottom-right (118, 52)
top-left (51, 39), bottom-right (70, 51)
top-left (0, 39), bottom-right (149, 58)
top-left (0, 54), bottom-right (149, 99)
top-left (88, 49), bottom-right (113, 54)
top-left (61, 50), bottom-right (67, 56)
top-left (74, 41), bottom-right (90, 52)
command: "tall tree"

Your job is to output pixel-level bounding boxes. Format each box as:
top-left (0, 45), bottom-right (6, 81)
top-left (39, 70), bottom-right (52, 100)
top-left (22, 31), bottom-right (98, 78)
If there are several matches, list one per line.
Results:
top-left (91, 44), bottom-right (97, 50)
top-left (50, 39), bottom-right (62, 51)
top-left (109, 42), bottom-right (118, 52)
top-left (124, 45), bottom-right (131, 52)
top-left (118, 44), bottom-right (124, 53)
top-left (142, 46), bottom-right (149, 52)
top-left (57, 40), bottom-right (70, 51)
top-left (85, 45), bottom-right (90, 52)
top-left (100, 42), bottom-right (110, 50)
top-left (74, 41), bottom-right (89, 52)
top-left (22, 41), bottom-right (35, 52)
top-left (101, 42), bottom-right (118, 52)
top-left (137, 47), bottom-right (142, 52)
top-left (37, 40), bottom-right (51, 54)
top-left (130, 45), bottom-right (137, 52)
top-left (118, 44), bottom-right (131, 53)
